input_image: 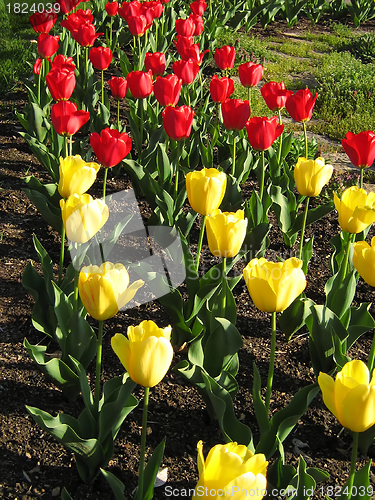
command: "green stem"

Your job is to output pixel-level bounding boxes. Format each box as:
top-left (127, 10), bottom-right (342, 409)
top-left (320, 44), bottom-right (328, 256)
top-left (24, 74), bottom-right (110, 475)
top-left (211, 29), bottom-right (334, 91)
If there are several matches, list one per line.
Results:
top-left (76, 41), bottom-right (80, 71)
top-left (346, 432), bottom-right (358, 500)
top-left (138, 386), bottom-right (150, 500)
top-left (85, 48), bottom-right (89, 89)
top-left (117, 99), bottom-right (120, 130)
top-left (65, 136), bottom-right (68, 157)
top-left (69, 136), bottom-right (72, 156)
top-left (277, 109), bottom-right (283, 164)
top-left (303, 120), bottom-right (308, 159)
top-left (209, 0), bottom-right (212, 17)
top-left (110, 16), bottom-right (113, 48)
top-left (174, 140), bottom-right (181, 199)
top-left (38, 58), bottom-right (43, 104)
top-left (73, 268), bottom-right (79, 311)
top-left (101, 70), bottom-right (104, 105)
top-left (103, 168), bottom-right (108, 199)
top-left (199, 69), bottom-right (203, 104)
top-left (215, 103), bottom-right (220, 141)
top-left (367, 329), bottom-right (375, 373)
top-left (266, 311), bottom-right (277, 414)
top-left (58, 224), bottom-right (66, 285)
top-left (340, 233), bottom-right (354, 283)
top-left (298, 196), bottom-right (310, 261)
top-left (138, 35), bottom-right (142, 71)
top-left (221, 257), bottom-right (227, 317)
top-left (195, 215), bottom-right (206, 273)
top-left (231, 134), bottom-right (236, 177)
top-left (260, 150), bottom-right (265, 202)
top-left (95, 320), bottom-right (104, 409)
top-left (248, 87), bottom-right (251, 109)
top-left (360, 168), bottom-right (364, 190)
top-left (139, 99), bottom-right (144, 156)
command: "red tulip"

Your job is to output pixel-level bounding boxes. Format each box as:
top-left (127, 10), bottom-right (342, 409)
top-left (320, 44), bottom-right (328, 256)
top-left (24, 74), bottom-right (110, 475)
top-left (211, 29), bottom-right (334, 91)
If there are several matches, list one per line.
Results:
top-left (148, 2), bottom-right (164, 19)
top-left (33, 58), bottom-right (43, 75)
top-left (221, 99), bottom-right (250, 131)
top-left (37, 33), bottom-right (59, 59)
top-left (105, 1), bottom-right (119, 16)
top-left (162, 105), bottom-right (195, 141)
top-left (214, 45), bottom-right (236, 70)
top-left (89, 46), bottom-right (113, 70)
top-left (128, 15), bottom-right (148, 36)
top-left (175, 18), bottom-right (196, 37)
top-left (29, 11), bottom-right (57, 33)
top-left (246, 116), bottom-right (284, 151)
top-left (52, 54), bottom-right (76, 71)
top-left (181, 44), bottom-right (208, 65)
top-left (189, 14), bottom-right (204, 36)
top-left (61, 10), bottom-right (92, 35)
top-left (127, 70), bottom-right (153, 99)
top-left (56, 0), bottom-right (81, 14)
top-left (285, 88), bottom-right (318, 123)
top-left (145, 52), bottom-right (166, 76)
top-left (153, 74), bottom-right (182, 107)
top-left (90, 128), bottom-right (132, 168)
top-left (342, 131), bottom-right (375, 168)
top-left (108, 76), bottom-right (128, 99)
top-left (260, 81), bottom-right (293, 112)
top-left (238, 62), bottom-right (263, 88)
top-left (51, 100), bottom-right (90, 136)
top-left (173, 59), bottom-right (200, 85)
top-left (190, 1), bottom-right (206, 16)
top-left (72, 24), bottom-right (102, 47)
top-left (46, 63), bottom-right (76, 101)
top-left (210, 75), bottom-right (234, 103)
top-left (175, 35), bottom-right (193, 57)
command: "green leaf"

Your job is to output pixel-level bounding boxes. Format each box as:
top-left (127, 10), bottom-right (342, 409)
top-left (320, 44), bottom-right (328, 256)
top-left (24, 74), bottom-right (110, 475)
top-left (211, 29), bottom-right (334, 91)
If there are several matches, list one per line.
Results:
top-left (347, 303), bottom-right (375, 350)
top-left (287, 456), bottom-right (316, 499)
top-left (337, 460), bottom-right (371, 500)
top-left (139, 438), bottom-right (166, 500)
top-left (267, 457), bottom-right (296, 489)
top-left (252, 363), bottom-right (270, 436)
top-left (100, 469), bottom-right (126, 500)
top-left (279, 297), bottom-right (311, 340)
top-left (61, 488), bottom-right (74, 500)
top-left (23, 187), bottom-right (62, 232)
top-left (325, 269), bottom-right (357, 320)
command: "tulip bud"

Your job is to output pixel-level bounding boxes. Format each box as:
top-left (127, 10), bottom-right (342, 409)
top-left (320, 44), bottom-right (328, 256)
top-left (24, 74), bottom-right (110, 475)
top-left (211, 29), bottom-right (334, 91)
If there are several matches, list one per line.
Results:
top-left (334, 186), bottom-right (375, 234)
top-left (246, 116), bottom-right (284, 151)
top-left (294, 157), bottom-right (333, 197)
top-left (206, 209), bottom-right (247, 258)
top-left (58, 154), bottom-right (100, 198)
top-left (186, 168), bottom-right (227, 216)
top-left (214, 45), bottom-right (236, 70)
top-left (353, 237), bottom-right (375, 287)
top-left (221, 98), bottom-right (250, 131)
top-left (238, 61), bottom-right (263, 88)
top-left (342, 130), bottom-right (375, 169)
top-left (286, 88), bottom-right (317, 123)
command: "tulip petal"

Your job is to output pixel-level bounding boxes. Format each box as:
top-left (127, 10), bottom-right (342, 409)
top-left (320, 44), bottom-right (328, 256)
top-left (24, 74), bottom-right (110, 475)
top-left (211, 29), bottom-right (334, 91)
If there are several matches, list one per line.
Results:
top-left (128, 336), bottom-right (173, 387)
top-left (342, 384), bottom-right (375, 432)
top-left (111, 333), bottom-right (131, 372)
top-left (226, 471), bottom-right (267, 499)
top-left (318, 372), bottom-right (337, 420)
top-left (118, 279), bottom-right (144, 310)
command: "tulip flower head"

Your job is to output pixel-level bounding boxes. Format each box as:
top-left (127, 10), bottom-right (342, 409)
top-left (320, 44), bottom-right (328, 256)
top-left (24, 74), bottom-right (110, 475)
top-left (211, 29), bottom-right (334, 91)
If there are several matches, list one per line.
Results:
top-left (209, 75), bottom-right (234, 103)
top-left (162, 105), bottom-right (194, 141)
top-left (193, 441), bottom-right (268, 499)
top-left (175, 35), bottom-right (193, 57)
top-left (37, 33), bottom-right (59, 58)
top-left (72, 23), bottom-right (101, 47)
top-left (58, 155), bottom-right (100, 198)
top-left (190, 1), bottom-right (207, 16)
top-left (108, 76), bottom-right (128, 99)
top-left (145, 52), bottom-right (166, 76)
top-left (285, 88), bottom-right (317, 123)
top-left (293, 157), bottom-right (333, 197)
top-left (342, 130), bottom-right (375, 169)
top-left (221, 98), bottom-right (250, 131)
top-left (60, 194), bottom-right (109, 243)
top-left (153, 74), bottom-right (182, 107)
top-left (189, 14), bottom-right (204, 36)
top-left (246, 116), bottom-right (284, 151)
top-left (51, 100), bottom-right (90, 137)
top-left (79, 262), bottom-right (144, 321)
top-left (127, 70), bottom-right (153, 99)
top-left (353, 237), bottom-right (375, 287)
top-left (173, 59), bottom-right (200, 86)
top-left (206, 209), bottom-right (247, 258)
top-left (175, 17), bottom-right (195, 37)
top-left (214, 45), bottom-right (236, 71)
top-left (111, 320), bottom-right (173, 387)
top-left (334, 186), bottom-right (375, 234)
top-left (127, 15), bottom-right (148, 36)
top-left (30, 11), bottom-right (57, 33)
top-left (46, 62), bottom-right (76, 101)
top-left (89, 46), bottom-right (113, 71)
top-left (261, 81), bottom-right (293, 112)
top-left (238, 62), bottom-right (264, 88)
top-left (318, 360), bottom-right (375, 433)
top-left (105, 1), bottom-right (119, 16)
top-left (90, 128), bottom-right (132, 168)
top-left (243, 257), bottom-right (306, 313)
top-left (186, 168), bottom-right (227, 216)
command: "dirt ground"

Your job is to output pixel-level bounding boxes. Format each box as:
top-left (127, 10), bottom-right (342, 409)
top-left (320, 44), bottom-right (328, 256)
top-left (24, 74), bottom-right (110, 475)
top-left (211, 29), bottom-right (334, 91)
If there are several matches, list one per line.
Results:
top-left (1, 16), bottom-right (375, 500)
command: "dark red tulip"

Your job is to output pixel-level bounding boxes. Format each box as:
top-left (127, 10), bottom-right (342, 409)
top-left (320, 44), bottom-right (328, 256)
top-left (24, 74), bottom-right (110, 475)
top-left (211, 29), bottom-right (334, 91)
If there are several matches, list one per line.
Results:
top-left (50, 100), bottom-right (90, 136)
top-left (127, 15), bottom-right (148, 36)
top-left (189, 14), bottom-right (204, 36)
top-left (162, 105), bottom-right (195, 141)
top-left (175, 35), bottom-right (193, 57)
top-left (221, 98), bottom-right (250, 131)
top-left (190, 1), bottom-right (206, 16)
top-left (173, 59), bottom-right (199, 85)
top-left (210, 75), bottom-right (234, 103)
top-left (127, 70), bottom-right (153, 99)
top-left (29, 11), bottom-right (57, 33)
top-left (72, 24), bottom-right (102, 47)
top-left (238, 62), bottom-right (263, 88)
top-left (105, 1), bottom-right (119, 16)
top-left (46, 60), bottom-right (76, 101)
top-left (342, 131), bottom-right (375, 168)
top-left (285, 88), bottom-right (318, 123)
top-left (260, 81), bottom-right (293, 112)
top-left (153, 74), bottom-right (182, 107)
top-left (90, 128), bottom-right (132, 167)
top-left (246, 116), bottom-right (284, 151)
top-left (175, 18), bottom-right (196, 37)
top-left (37, 33), bottom-right (59, 59)
top-left (214, 45), bottom-right (236, 70)
top-left (108, 76), bottom-right (128, 99)
top-left (145, 52), bottom-right (166, 76)
top-left (89, 46), bottom-right (113, 71)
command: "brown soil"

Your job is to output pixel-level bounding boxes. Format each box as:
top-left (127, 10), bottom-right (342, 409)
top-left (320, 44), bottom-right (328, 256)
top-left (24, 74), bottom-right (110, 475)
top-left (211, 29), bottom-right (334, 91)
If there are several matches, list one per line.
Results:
top-left (1, 18), bottom-right (375, 500)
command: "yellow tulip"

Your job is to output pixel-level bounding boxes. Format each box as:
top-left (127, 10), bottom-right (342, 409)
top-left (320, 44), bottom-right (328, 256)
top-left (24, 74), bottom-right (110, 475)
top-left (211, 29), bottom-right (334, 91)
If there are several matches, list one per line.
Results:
top-left (78, 262), bottom-right (144, 320)
top-left (243, 257), bottom-right (306, 312)
top-left (353, 236), bottom-right (375, 287)
top-left (334, 186), bottom-right (375, 234)
top-left (318, 360), bottom-right (375, 433)
top-left (206, 209), bottom-right (247, 258)
top-left (58, 155), bottom-right (100, 198)
top-left (111, 320), bottom-right (173, 387)
top-left (60, 194), bottom-right (109, 243)
top-left (294, 156), bottom-right (333, 197)
top-left (186, 168), bottom-right (227, 216)
top-left (193, 441), bottom-right (268, 499)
